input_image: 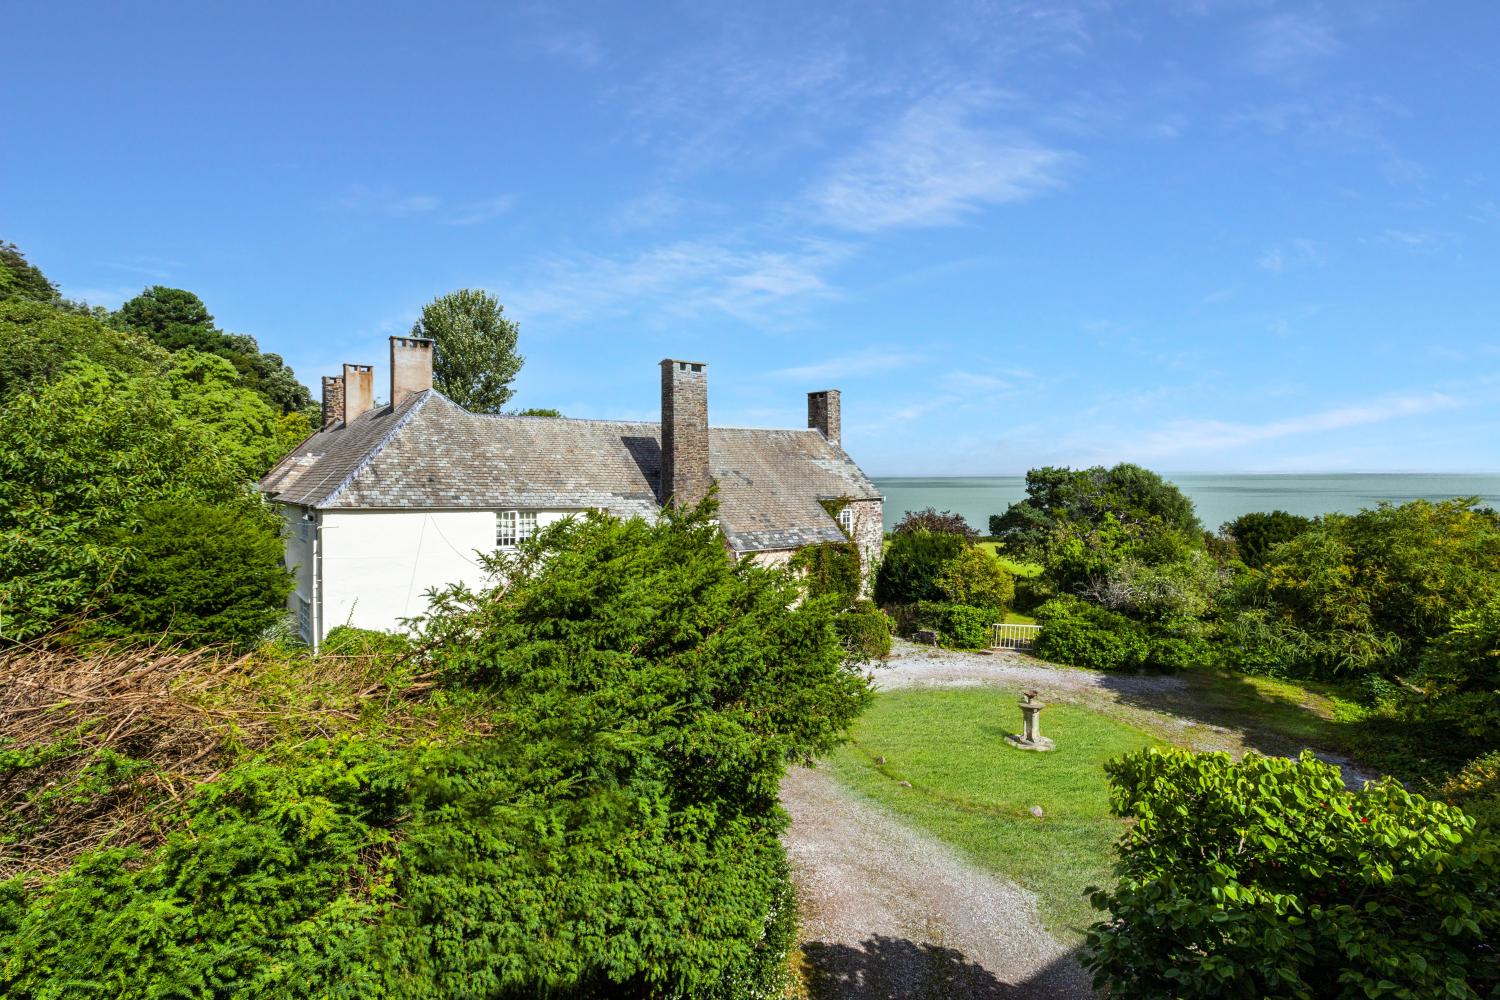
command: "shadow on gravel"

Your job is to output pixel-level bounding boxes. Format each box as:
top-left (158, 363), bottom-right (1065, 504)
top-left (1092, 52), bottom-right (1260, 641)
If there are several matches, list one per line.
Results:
top-left (802, 936), bottom-right (1092, 1000)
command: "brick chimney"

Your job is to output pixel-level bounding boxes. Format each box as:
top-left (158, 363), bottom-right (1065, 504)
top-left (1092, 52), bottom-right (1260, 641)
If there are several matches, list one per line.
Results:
top-left (390, 336), bottom-right (434, 406)
top-left (660, 359), bottom-right (712, 508)
top-left (808, 389), bottom-right (841, 446)
top-left (343, 363), bottom-right (374, 422)
top-left (321, 374), bottom-right (345, 429)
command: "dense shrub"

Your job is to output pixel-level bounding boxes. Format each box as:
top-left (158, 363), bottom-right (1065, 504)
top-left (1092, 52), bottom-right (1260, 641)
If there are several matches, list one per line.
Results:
top-left (1243, 499), bottom-right (1500, 678)
top-left (789, 539), bottom-right (862, 607)
top-left (897, 601), bottom-right (994, 650)
top-left (1143, 632), bottom-right (1215, 671)
top-left (936, 545), bottom-right (1015, 611)
top-left (1086, 748), bottom-right (1500, 999)
top-left (0, 503), bottom-right (871, 997)
top-left (1034, 597), bottom-right (1151, 671)
top-left (89, 500), bottom-right (292, 647)
top-left (874, 530), bottom-right (964, 605)
top-left (1221, 509), bottom-right (1314, 569)
top-left (1441, 752), bottom-right (1500, 832)
top-left (834, 601), bottom-right (893, 661)
top-left (892, 506), bottom-right (978, 541)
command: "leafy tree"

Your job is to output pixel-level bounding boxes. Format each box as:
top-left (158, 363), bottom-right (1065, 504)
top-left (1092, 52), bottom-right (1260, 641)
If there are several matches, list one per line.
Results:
top-left (90, 500), bottom-right (292, 646)
top-left (412, 288), bottom-right (524, 413)
top-left (893, 506), bottom-right (978, 541)
top-left (874, 530), bottom-right (965, 606)
top-left (0, 240), bottom-right (58, 302)
top-left (0, 298), bottom-right (165, 403)
top-left (1240, 499), bottom-right (1500, 676)
top-left (163, 351), bottom-right (300, 477)
top-left (516, 407), bottom-right (562, 417)
top-left (1087, 747), bottom-right (1500, 998)
top-left (1222, 510), bottom-right (1314, 569)
top-left (0, 363), bottom-right (264, 641)
top-left (114, 285), bottom-right (215, 339)
top-left (936, 545), bottom-right (1015, 611)
top-left (991, 464), bottom-right (1202, 561)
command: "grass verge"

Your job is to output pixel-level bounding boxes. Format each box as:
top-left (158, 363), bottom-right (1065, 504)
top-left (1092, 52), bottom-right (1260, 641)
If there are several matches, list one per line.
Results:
top-left (822, 687), bottom-right (1158, 943)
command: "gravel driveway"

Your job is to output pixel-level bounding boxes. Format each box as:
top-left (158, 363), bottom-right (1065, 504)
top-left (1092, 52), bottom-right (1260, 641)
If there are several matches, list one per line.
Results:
top-left (781, 641), bottom-right (1377, 998)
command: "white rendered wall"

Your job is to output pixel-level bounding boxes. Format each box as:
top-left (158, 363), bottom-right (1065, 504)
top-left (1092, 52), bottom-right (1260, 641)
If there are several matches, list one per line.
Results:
top-left (319, 510), bottom-right (497, 638)
top-left (280, 505), bottom-right (314, 617)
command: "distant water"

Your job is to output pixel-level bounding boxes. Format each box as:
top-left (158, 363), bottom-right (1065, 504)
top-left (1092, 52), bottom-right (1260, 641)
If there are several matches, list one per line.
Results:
top-left (873, 474), bottom-right (1500, 535)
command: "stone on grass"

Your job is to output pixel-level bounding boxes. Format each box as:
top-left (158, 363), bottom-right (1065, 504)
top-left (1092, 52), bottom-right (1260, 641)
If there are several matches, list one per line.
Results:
top-left (1028, 806), bottom-right (1044, 819)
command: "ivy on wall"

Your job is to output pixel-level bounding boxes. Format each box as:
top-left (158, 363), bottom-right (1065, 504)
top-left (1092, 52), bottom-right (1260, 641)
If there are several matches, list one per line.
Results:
top-left (793, 497), bottom-right (861, 606)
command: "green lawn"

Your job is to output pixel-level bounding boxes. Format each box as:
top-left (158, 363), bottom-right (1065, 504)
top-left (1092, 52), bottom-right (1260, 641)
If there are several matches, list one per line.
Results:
top-left (973, 541), bottom-right (1042, 578)
top-left (823, 688), bottom-right (1158, 942)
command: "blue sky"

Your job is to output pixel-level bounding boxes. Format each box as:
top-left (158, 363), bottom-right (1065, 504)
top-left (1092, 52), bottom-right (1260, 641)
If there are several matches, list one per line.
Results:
top-left (7, 1), bottom-right (1500, 474)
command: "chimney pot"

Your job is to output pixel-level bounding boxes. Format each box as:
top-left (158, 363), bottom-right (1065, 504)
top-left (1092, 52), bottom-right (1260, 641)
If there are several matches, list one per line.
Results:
top-left (343, 364), bottom-right (375, 422)
top-left (321, 375), bottom-right (345, 429)
top-left (390, 336), bottom-right (434, 407)
top-left (808, 389), bottom-right (841, 446)
top-left (660, 359), bottom-right (712, 508)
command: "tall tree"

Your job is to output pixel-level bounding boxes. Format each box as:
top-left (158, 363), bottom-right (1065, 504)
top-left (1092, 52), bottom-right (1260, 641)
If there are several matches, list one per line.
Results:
top-left (412, 289), bottom-right (523, 413)
top-left (0, 241), bottom-right (58, 302)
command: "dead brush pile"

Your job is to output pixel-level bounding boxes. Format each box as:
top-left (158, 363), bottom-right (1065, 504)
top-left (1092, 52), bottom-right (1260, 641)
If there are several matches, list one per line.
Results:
top-left (0, 640), bottom-right (442, 879)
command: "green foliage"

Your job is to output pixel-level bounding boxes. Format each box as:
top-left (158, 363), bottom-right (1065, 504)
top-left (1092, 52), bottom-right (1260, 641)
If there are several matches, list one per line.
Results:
top-left (874, 530), bottom-right (964, 605)
top-left (0, 503), bottom-right (869, 997)
top-left (936, 544), bottom-right (1015, 611)
top-left (0, 363), bottom-right (274, 641)
top-left (790, 540), bottom-right (862, 607)
top-left (1441, 752), bottom-right (1500, 832)
top-left (1222, 509), bottom-right (1315, 569)
top-left (0, 299), bottom-right (165, 402)
top-left (0, 241), bottom-right (58, 302)
top-left (1086, 747), bottom-right (1500, 999)
top-left (163, 351), bottom-right (297, 477)
top-left (1034, 596), bottom-right (1152, 671)
top-left (88, 500), bottom-right (292, 647)
top-left (991, 464), bottom-right (1203, 563)
top-left (833, 601), bottom-right (892, 661)
top-left (893, 506), bottom-right (978, 541)
top-left (515, 406), bottom-right (562, 417)
top-left (898, 601), bottom-right (993, 650)
top-left (1240, 499), bottom-right (1500, 677)
top-left (413, 288), bottom-right (523, 413)
top-left (113, 285), bottom-right (313, 415)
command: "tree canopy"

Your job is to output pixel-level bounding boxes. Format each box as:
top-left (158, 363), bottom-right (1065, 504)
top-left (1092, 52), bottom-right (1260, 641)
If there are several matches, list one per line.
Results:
top-left (0, 241), bottom-right (58, 302)
top-left (413, 288), bottom-right (524, 413)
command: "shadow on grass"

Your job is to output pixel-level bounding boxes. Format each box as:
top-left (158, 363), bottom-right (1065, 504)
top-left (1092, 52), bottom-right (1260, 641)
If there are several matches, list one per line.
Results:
top-left (1092, 667), bottom-right (1461, 786)
top-left (802, 936), bottom-right (1092, 1000)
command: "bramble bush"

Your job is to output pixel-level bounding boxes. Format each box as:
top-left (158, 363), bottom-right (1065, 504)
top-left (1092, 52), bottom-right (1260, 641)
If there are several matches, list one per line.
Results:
top-left (1086, 747), bottom-right (1500, 999)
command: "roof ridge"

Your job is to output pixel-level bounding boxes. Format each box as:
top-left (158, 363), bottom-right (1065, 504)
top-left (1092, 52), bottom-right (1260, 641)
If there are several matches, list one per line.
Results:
top-left (317, 391), bottom-right (434, 507)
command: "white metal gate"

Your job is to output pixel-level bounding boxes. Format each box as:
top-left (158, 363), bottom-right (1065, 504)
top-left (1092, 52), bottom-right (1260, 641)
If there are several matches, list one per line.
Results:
top-left (990, 623), bottom-right (1041, 650)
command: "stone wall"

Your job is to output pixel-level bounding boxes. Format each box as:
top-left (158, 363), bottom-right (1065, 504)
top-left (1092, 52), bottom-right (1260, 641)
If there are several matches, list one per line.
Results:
top-left (845, 497), bottom-right (884, 599)
top-left (660, 359), bottom-right (712, 507)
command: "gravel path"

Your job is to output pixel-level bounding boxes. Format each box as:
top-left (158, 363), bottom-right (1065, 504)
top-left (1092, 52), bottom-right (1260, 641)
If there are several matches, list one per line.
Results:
top-left (781, 642), bottom-right (1380, 998)
top-left (782, 764), bottom-right (1094, 999)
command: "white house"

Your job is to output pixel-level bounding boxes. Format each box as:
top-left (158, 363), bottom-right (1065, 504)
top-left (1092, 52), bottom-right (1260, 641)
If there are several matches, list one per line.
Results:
top-left (259, 337), bottom-right (884, 648)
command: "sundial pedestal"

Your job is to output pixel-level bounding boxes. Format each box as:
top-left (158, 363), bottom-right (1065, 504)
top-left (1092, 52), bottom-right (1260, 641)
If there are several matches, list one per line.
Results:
top-left (1005, 697), bottom-right (1055, 752)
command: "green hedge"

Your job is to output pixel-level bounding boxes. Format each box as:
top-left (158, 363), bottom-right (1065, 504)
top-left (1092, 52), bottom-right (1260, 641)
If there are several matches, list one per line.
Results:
top-left (894, 600), bottom-right (995, 650)
top-left (835, 601), bottom-right (893, 661)
top-left (1034, 597), bottom-right (1213, 672)
top-left (1087, 748), bottom-right (1500, 998)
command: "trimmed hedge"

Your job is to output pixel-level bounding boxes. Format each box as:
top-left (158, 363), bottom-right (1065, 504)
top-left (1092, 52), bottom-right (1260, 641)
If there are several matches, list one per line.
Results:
top-left (835, 602), bottom-right (893, 662)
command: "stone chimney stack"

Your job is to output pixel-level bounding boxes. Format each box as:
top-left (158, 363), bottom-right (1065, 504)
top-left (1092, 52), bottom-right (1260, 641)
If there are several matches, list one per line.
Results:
top-left (321, 374), bottom-right (345, 429)
top-left (660, 359), bottom-right (712, 508)
top-left (389, 336), bottom-right (434, 406)
top-left (343, 363), bottom-right (374, 422)
top-left (808, 389), bottom-right (841, 446)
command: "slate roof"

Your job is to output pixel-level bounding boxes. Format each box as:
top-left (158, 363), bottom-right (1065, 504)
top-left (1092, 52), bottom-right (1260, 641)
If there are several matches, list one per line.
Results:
top-left (259, 391), bottom-right (880, 552)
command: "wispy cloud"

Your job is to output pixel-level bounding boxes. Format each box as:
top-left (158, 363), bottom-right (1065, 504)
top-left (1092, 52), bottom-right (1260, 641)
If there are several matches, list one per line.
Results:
top-left (1129, 391), bottom-right (1460, 460)
top-left (1379, 228), bottom-right (1455, 252)
top-left (807, 94), bottom-right (1070, 232)
top-left (445, 195), bottom-right (516, 227)
top-left (1244, 12), bottom-right (1341, 77)
top-left (509, 236), bottom-right (853, 325)
top-left (331, 186), bottom-right (514, 225)
top-left (332, 185), bottom-right (441, 217)
top-left (1258, 238), bottom-right (1325, 273)
top-left (770, 349), bottom-right (922, 382)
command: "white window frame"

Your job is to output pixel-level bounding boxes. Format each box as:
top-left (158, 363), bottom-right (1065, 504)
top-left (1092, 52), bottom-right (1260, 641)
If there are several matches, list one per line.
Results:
top-left (496, 509), bottom-right (539, 549)
top-left (838, 506), bottom-right (854, 534)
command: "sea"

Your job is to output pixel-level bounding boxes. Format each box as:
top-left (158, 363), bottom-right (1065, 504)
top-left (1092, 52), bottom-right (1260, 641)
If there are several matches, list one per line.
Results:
top-left (873, 474), bottom-right (1500, 535)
